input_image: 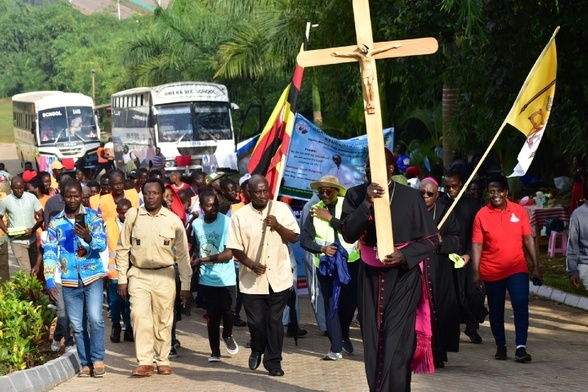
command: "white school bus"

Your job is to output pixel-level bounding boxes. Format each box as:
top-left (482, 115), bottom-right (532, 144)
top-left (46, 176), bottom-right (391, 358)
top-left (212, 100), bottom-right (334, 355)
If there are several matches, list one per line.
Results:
top-left (12, 91), bottom-right (100, 172)
top-left (110, 81), bottom-right (239, 173)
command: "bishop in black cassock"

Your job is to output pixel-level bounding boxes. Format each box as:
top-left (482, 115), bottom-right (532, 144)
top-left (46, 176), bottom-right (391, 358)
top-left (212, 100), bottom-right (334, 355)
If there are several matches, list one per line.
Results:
top-left (340, 149), bottom-right (437, 392)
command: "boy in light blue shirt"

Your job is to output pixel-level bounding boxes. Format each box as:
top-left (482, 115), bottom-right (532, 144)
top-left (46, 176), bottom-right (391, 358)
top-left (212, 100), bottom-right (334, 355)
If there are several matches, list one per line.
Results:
top-left (191, 191), bottom-right (238, 362)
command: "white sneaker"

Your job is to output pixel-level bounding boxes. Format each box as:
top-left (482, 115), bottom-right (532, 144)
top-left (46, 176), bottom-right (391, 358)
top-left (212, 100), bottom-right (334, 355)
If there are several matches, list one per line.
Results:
top-left (51, 339), bottom-right (61, 352)
top-left (323, 351), bottom-right (342, 361)
top-left (223, 336), bottom-right (239, 355)
top-left (208, 355), bottom-right (221, 362)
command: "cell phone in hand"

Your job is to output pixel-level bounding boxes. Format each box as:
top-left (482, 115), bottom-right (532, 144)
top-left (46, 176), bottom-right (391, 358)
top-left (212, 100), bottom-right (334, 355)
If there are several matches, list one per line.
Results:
top-left (75, 213), bottom-right (86, 228)
top-left (532, 276), bottom-right (542, 286)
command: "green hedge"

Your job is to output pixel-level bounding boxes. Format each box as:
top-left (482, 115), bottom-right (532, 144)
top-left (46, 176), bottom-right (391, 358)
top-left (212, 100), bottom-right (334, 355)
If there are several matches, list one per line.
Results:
top-left (0, 272), bottom-right (55, 375)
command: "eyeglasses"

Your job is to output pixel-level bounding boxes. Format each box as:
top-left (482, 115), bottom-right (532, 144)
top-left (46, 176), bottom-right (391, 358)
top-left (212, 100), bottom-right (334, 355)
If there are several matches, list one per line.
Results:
top-left (420, 190), bottom-right (436, 197)
top-left (318, 188), bottom-right (336, 195)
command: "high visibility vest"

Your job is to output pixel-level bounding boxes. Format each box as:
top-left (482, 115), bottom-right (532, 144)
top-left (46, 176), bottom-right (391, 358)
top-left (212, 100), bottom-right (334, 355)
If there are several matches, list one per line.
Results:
top-left (98, 189), bottom-right (140, 222)
top-left (105, 217), bottom-right (120, 279)
top-left (312, 197), bottom-right (359, 267)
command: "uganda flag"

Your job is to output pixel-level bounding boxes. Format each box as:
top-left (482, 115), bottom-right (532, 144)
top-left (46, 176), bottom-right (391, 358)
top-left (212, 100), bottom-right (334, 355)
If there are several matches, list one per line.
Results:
top-left (508, 28), bottom-right (558, 177)
top-left (247, 63), bottom-right (304, 197)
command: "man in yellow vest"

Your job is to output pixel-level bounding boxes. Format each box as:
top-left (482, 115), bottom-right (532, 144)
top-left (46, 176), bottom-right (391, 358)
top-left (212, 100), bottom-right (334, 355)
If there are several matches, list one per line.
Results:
top-left (105, 198), bottom-right (133, 343)
top-left (94, 170), bottom-right (140, 221)
top-left (300, 175), bottom-right (359, 361)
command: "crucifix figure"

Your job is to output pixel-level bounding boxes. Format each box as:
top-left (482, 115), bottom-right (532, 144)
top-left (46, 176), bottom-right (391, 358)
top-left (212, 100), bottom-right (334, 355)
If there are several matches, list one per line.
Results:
top-left (332, 43), bottom-right (402, 113)
top-left (297, 0), bottom-right (438, 257)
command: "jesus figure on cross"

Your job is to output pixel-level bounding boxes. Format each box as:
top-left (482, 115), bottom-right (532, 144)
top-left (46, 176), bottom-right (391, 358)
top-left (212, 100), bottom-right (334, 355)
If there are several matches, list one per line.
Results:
top-left (331, 43), bottom-right (401, 113)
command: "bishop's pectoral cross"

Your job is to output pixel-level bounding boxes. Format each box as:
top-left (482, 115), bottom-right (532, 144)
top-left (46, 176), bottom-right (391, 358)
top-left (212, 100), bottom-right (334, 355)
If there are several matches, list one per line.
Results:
top-left (297, 0), bottom-right (438, 257)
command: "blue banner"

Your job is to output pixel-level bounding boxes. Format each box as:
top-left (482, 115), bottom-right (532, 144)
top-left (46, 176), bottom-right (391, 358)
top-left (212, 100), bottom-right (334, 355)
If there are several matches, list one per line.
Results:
top-left (281, 114), bottom-right (394, 199)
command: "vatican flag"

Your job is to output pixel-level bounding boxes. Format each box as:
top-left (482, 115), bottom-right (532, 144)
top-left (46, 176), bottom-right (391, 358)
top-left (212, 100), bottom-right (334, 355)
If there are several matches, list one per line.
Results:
top-left (508, 28), bottom-right (558, 177)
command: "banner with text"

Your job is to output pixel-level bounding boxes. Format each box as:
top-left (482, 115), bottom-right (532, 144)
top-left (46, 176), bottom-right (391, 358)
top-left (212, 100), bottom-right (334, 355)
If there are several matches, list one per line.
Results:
top-left (281, 114), bottom-right (394, 199)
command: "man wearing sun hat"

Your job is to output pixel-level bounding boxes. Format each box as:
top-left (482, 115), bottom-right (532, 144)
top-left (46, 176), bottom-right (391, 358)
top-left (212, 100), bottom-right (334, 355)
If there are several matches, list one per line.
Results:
top-left (300, 175), bottom-right (359, 361)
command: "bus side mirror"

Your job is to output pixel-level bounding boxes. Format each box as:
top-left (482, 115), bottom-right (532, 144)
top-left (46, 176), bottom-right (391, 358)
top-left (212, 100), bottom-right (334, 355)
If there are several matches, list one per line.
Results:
top-left (31, 121), bottom-right (36, 133)
top-left (231, 103), bottom-right (240, 111)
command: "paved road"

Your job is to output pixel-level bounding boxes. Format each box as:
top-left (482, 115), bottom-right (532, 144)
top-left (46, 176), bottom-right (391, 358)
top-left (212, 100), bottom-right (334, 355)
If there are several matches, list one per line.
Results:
top-left (44, 286), bottom-right (588, 392)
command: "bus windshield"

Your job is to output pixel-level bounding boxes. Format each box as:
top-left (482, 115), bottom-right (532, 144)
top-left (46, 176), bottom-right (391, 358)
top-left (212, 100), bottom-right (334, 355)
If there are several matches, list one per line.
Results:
top-left (38, 106), bottom-right (98, 144)
top-left (156, 102), bottom-right (232, 143)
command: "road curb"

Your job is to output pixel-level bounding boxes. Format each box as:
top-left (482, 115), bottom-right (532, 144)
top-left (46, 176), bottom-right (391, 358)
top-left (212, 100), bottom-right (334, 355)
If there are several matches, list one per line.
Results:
top-left (0, 350), bottom-right (80, 392)
top-left (530, 281), bottom-right (588, 310)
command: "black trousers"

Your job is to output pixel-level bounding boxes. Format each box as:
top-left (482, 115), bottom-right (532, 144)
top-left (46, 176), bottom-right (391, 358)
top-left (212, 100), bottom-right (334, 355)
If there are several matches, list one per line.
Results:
top-left (242, 286), bottom-right (290, 371)
top-left (200, 285), bottom-right (236, 356)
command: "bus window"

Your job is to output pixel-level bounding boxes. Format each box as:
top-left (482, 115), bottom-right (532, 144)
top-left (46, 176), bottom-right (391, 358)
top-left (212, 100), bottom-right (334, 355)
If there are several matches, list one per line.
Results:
top-left (194, 102), bottom-right (232, 140)
top-left (66, 107), bottom-right (98, 139)
top-left (38, 106), bottom-right (97, 144)
top-left (157, 104), bottom-right (193, 142)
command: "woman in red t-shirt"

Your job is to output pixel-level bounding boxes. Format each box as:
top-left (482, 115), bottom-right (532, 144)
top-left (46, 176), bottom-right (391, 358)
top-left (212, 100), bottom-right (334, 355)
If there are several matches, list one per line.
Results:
top-left (472, 175), bottom-right (542, 364)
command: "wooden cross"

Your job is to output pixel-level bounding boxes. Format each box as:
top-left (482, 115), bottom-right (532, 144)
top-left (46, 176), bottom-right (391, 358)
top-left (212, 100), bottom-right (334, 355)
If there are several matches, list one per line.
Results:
top-left (297, 0), bottom-right (438, 257)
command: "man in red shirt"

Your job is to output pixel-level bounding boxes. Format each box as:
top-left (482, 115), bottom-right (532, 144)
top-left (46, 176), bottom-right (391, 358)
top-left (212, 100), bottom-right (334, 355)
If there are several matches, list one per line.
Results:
top-left (472, 175), bottom-right (542, 363)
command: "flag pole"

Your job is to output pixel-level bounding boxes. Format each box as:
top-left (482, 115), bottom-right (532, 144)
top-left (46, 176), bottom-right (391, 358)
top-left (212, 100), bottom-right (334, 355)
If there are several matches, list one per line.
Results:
top-left (255, 24), bottom-right (313, 265)
top-left (437, 26), bottom-right (560, 230)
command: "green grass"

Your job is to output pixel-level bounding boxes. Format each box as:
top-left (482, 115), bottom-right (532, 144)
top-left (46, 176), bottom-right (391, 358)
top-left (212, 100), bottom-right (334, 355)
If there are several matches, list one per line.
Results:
top-left (536, 245), bottom-right (588, 296)
top-left (0, 98), bottom-right (14, 144)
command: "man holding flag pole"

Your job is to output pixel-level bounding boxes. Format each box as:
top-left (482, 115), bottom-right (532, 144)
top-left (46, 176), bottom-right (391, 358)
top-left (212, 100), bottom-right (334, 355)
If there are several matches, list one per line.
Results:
top-left (227, 25), bottom-right (311, 377)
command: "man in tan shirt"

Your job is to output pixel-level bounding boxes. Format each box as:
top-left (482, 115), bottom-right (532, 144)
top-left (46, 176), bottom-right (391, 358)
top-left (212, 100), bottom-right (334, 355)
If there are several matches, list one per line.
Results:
top-left (116, 178), bottom-right (192, 377)
top-left (227, 174), bottom-right (299, 377)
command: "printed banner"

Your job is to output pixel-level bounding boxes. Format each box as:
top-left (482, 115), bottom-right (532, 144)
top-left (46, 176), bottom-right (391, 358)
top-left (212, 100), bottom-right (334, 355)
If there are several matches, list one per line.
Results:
top-left (281, 114), bottom-right (394, 199)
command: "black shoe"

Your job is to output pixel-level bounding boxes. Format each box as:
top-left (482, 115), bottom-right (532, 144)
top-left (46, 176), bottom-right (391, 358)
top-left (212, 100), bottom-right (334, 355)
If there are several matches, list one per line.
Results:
top-left (434, 360), bottom-right (445, 369)
top-left (286, 327), bottom-right (308, 338)
top-left (464, 329), bottom-right (482, 344)
top-left (248, 352), bottom-right (262, 370)
top-left (514, 347), bottom-right (532, 363)
top-left (124, 327), bottom-right (134, 342)
top-left (494, 346), bottom-right (507, 360)
top-left (342, 339), bottom-right (354, 354)
top-left (269, 368), bottom-right (284, 377)
top-left (110, 324), bottom-right (121, 343)
top-left (234, 318), bottom-right (247, 327)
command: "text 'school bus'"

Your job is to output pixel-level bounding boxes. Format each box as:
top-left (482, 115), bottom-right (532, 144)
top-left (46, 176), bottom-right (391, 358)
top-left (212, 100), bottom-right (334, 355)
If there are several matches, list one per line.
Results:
top-left (110, 81), bottom-right (239, 173)
top-left (13, 91), bottom-right (100, 172)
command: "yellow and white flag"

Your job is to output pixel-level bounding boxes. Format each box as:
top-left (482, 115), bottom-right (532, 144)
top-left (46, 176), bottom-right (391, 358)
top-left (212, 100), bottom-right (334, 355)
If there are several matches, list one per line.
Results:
top-left (508, 28), bottom-right (558, 177)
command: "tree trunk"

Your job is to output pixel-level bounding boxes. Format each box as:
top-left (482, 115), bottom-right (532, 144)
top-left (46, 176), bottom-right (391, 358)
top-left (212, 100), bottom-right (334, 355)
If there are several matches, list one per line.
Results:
top-left (442, 84), bottom-right (458, 169)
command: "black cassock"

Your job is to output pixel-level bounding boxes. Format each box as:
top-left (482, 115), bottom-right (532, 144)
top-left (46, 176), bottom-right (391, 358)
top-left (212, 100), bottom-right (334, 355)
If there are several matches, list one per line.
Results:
top-left (428, 201), bottom-right (461, 365)
top-left (439, 193), bottom-right (488, 328)
top-left (341, 183), bottom-right (437, 392)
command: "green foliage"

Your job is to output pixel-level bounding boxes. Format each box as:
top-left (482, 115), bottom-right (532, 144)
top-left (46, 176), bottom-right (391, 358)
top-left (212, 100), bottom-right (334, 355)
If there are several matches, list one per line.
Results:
top-left (0, 2), bottom-right (147, 104)
top-left (0, 98), bottom-right (15, 143)
top-left (0, 272), bottom-right (55, 376)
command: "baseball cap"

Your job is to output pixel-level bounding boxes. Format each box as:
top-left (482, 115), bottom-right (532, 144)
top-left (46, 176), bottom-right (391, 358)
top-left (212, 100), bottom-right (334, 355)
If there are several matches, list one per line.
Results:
top-left (51, 161), bottom-right (64, 170)
top-left (238, 173), bottom-right (251, 186)
top-left (205, 172), bottom-right (226, 185)
top-left (128, 169), bottom-right (140, 179)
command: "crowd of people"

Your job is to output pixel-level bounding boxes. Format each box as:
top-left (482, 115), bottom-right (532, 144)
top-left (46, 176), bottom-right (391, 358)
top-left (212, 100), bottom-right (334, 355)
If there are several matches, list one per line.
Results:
top-left (5, 144), bottom-right (588, 391)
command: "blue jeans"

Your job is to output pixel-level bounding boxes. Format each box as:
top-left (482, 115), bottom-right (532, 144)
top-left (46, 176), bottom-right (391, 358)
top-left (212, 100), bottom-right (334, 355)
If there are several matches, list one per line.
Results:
top-left (108, 280), bottom-right (131, 328)
top-left (484, 272), bottom-right (529, 347)
top-left (63, 277), bottom-right (105, 367)
top-left (53, 283), bottom-right (74, 346)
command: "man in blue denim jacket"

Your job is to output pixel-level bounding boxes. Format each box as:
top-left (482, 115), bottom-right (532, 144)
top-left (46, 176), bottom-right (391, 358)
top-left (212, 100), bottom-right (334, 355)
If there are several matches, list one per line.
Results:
top-left (44, 178), bottom-right (107, 378)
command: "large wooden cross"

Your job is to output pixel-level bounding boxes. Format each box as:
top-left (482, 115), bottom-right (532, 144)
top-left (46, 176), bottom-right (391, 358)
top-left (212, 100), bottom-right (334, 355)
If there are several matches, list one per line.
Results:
top-left (297, 0), bottom-right (438, 257)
